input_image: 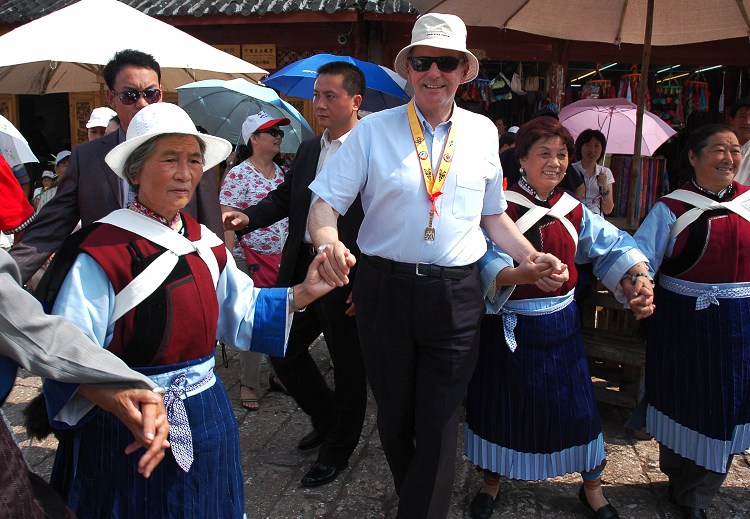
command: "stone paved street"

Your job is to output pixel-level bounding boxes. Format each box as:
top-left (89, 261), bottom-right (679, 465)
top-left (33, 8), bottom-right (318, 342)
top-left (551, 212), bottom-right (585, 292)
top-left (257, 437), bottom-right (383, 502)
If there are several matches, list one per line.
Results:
top-left (4, 338), bottom-right (749, 518)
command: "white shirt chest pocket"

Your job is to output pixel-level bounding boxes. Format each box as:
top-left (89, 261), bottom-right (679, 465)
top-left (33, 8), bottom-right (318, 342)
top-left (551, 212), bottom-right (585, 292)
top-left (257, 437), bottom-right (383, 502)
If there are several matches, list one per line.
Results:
top-left (452, 175), bottom-right (485, 220)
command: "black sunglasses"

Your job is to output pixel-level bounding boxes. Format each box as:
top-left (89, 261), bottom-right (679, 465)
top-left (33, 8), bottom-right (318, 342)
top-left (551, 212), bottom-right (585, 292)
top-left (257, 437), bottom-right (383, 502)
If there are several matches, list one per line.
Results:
top-left (408, 56), bottom-right (464, 73)
top-left (110, 88), bottom-right (162, 106)
top-left (255, 128), bottom-right (284, 138)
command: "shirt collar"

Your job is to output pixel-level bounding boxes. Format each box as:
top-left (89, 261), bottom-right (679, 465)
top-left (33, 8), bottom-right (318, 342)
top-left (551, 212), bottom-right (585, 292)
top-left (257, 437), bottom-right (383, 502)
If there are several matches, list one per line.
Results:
top-left (129, 197), bottom-right (183, 231)
top-left (412, 101), bottom-right (456, 135)
top-left (691, 178), bottom-right (733, 199)
top-left (320, 127), bottom-right (353, 149)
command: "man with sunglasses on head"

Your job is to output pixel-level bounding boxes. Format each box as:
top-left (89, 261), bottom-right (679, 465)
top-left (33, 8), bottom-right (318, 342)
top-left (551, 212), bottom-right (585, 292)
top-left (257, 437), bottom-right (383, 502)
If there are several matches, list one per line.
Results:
top-left (307, 14), bottom-right (567, 519)
top-left (10, 49), bottom-right (222, 282)
top-left (223, 61), bottom-right (367, 489)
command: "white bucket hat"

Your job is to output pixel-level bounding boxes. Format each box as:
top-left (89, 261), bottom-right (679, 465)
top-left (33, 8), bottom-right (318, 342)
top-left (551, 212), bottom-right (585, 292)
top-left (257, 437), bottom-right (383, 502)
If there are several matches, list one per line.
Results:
top-left (105, 103), bottom-right (231, 180)
top-left (86, 106), bottom-right (117, 129)
top-left (393, 13), bottom-right (479, 84)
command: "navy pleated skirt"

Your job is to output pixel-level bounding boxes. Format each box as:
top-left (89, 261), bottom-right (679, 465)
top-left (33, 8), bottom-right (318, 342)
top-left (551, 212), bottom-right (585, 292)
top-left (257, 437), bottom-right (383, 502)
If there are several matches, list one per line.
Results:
top-left (465, 303), bottom-right (605, 480)
top-left (645, 285), bottom-right (750, 473)
top-left (51, 374), bottom-right (244, 518)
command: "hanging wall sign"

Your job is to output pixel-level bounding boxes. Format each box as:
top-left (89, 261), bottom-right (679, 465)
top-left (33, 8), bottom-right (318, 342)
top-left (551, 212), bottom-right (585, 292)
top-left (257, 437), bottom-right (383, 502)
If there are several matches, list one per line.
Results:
top-left (242, 44), bottom-right (277, 70)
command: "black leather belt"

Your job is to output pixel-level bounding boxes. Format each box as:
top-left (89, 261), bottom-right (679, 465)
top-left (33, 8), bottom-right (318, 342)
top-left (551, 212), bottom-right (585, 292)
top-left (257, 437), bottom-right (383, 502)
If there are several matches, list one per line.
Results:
top-left (364, 254), bottom-right (473, 280)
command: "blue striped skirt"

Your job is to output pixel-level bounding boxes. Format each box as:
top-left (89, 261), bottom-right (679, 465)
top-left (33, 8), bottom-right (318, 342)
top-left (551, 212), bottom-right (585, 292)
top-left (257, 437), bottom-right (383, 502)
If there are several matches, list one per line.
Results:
top-left (465, 303), bottom-right (605, 480)
top-left (646, 282), bottom-right (750, 473)
top-left (51, 360), bottom-right (244, 518)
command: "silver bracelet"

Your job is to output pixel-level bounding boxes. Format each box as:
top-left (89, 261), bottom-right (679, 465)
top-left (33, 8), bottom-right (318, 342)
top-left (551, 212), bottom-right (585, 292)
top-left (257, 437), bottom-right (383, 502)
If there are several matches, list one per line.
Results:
top-left (287, 286), bottom-right (307, 312)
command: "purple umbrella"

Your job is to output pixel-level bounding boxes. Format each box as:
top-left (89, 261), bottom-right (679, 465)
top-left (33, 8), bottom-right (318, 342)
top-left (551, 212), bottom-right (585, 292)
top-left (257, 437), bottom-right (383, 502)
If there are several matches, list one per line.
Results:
top-left (559, 98), bottom-right (677, 156)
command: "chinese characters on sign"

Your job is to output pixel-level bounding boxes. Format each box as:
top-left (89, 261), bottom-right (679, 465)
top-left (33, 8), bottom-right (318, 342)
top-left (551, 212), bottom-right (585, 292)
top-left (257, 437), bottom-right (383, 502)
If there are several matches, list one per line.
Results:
top-left (242, 44), bottom-right (277, 70)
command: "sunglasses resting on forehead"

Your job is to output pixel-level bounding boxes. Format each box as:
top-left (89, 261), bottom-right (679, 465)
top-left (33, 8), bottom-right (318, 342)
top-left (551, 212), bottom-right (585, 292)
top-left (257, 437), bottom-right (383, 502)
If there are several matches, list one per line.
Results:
top-left (407, 56), bottom-right (465, 72)
top-left (254, 127), bottom-right (285, 138)
top-left (110, 88), bottom-right (162, 106)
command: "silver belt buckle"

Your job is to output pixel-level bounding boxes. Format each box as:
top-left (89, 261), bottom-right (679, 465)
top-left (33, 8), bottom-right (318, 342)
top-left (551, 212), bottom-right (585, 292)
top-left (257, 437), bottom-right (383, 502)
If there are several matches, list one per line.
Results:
top-left (415, 262), bottom-right (428, 276)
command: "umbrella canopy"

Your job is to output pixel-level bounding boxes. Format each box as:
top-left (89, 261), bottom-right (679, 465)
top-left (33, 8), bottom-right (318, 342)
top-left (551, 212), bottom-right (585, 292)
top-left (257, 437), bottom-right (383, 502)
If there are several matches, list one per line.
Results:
top-left (263, 54), bottom-right (410, 112)
top-left (177, 79), bottom-right (315, 154)
top-left (408, 0), bottom-right (750, 46)
top-left (560, 98), bottom-right (676, 156)
top-left (0, 115), bottom-right (38, 167)
top-left (0, 0), bottom-right (267, 94)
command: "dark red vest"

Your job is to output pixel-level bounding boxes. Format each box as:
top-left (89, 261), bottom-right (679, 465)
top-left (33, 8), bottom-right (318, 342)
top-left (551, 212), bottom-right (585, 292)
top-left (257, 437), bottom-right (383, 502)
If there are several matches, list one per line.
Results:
top-left (505, 185), bottom-right (583, 299)
top-left (660, 181), bottom-right (750, 283)
top-left (79, 213), bottom-right (227, 367)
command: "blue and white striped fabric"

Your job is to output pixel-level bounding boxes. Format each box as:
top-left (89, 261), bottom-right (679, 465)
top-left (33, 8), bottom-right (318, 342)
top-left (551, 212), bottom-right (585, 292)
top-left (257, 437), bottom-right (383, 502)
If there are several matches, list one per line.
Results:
top-left (646, 279), bottom-right (750, 473)
top-left (465, 305), bottom-right (605, 480)
top-left (51, 359), bottom-right (244, 518)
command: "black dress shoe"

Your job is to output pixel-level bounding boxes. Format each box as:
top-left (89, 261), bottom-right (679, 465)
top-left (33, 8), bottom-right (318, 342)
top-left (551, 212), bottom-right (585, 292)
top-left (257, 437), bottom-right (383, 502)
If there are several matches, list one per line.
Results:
top-left (300, 462), bottom-right (341, 487)
top-left (297, 429), bottom-right (326, 451)
top-left (268, 373), bottom-right (288, 395)
top-left (469, 491), bottom-right (496, 519)
top-left (681, 506), bottom-right (707, 519)
top-left (578, 485), bottom-right (620, 519)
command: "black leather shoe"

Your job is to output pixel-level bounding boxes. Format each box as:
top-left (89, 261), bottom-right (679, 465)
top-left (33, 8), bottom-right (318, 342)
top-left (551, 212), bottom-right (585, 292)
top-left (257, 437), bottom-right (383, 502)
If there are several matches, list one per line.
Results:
top-left (469, 491), bottom-right (496, 519)
top-left (681, 506), bottom-right (707, 519)
top-left (297, 429), bottom-right (326, 451)
top-left (268, 373), bottom-right (288, 395)
top-left (300, 462), bottom-right (341, 487)
top-left (578, 485), bottom-right (620, 519)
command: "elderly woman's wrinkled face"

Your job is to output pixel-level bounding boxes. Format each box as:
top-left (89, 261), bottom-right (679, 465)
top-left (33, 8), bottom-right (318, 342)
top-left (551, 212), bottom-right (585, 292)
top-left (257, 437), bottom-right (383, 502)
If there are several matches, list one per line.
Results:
top-left (131, 135), bottom-right (204, 219)
top-left (689, 131), bottom-right (741, 193)
top-left (519, 136), bottom-right (569, 196)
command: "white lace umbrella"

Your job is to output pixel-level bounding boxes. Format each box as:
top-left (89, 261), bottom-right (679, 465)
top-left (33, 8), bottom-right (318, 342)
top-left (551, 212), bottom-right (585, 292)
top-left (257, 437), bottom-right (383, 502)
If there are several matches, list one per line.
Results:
top-left (0, 0), bottom-right (267, 94)
top-left (0, 115), bottom-right (38, 167)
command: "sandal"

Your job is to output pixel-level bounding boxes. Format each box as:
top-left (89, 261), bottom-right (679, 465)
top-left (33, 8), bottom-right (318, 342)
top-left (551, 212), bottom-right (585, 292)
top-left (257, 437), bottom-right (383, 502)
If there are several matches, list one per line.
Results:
top-left (240, 385), bottom-right (259, 411)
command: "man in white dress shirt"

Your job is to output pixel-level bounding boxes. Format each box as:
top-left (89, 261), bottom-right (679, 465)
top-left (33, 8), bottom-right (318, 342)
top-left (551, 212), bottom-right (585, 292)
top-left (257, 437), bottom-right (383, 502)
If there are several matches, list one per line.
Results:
top-left (307, 13), bottom-right (566, 519)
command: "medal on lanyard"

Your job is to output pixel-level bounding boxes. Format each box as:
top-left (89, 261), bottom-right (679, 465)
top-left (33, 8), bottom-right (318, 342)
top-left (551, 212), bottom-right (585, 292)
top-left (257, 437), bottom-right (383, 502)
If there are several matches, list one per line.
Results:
top-left (407, 99), bottom-right (455, 244)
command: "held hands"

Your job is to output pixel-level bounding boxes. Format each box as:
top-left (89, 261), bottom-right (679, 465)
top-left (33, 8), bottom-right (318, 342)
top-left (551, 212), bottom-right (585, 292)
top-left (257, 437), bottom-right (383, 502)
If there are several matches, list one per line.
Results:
top-left (620, 274), bottom-right (655, 320)
top-left (531, 252), bottom-right (569, 292)
top-left (293, 249), bottom-right (357, 310)
top-left (315, 241), bottom-right (356, 287)
top-left (222, 210), bottom-right (249, 232)
top-left (77, 386), bottom-right (170, 478)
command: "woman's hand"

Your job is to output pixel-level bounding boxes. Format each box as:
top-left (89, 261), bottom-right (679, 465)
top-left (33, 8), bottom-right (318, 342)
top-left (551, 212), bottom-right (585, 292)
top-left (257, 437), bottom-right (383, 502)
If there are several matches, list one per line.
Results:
top-left (620, 266), bottom-right (656, 320)
top-left (532, 252), bottom-right (569, 292)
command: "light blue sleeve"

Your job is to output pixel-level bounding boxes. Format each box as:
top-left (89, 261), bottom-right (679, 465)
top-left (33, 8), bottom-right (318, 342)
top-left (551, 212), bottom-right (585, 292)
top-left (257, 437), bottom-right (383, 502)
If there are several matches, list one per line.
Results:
top-left (576, 206), bottom-right (649, 304)
top-left (309, 121), bottom-right (369, 216)
top-left (633, 201), bottom-right (677, 277)
top-left (215, 255), bottom-right (290, 357)
top-left (46, 254), bottom-right (116, 428)
top-left (478, 233), bottom-right (515, 314)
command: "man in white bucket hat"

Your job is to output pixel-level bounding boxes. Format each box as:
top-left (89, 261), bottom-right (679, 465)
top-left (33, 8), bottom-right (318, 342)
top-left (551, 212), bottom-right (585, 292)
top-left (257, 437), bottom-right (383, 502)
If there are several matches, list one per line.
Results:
top-left (307, 12), bottom-right (567, 519)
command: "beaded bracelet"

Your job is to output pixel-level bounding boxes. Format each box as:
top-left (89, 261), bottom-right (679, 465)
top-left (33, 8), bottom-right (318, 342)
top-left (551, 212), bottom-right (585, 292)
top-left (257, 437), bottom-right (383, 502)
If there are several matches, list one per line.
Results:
top-left (625, 272), bottom-right (654, 285)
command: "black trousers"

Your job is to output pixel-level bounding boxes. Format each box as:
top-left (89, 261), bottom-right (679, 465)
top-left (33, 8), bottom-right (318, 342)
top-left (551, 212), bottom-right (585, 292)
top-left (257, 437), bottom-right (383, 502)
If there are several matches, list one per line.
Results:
top-left (659, 444), bottom-right (732, 509)
top-left (353, 256), bottom-right (484, 519)
top-left (270, 250), bottom-right (367, 469)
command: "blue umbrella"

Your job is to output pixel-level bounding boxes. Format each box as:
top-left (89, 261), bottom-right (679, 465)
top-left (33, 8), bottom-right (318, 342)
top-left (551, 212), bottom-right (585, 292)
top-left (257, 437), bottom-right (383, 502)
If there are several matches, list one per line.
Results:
top-left (263, 54), bottom-right (410, 112)
top-left (176, 78), bottom-right (314, 154)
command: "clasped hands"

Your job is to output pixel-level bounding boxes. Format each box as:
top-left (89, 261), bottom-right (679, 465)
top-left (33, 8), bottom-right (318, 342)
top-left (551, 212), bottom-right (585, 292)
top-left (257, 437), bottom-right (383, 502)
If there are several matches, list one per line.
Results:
top-left (515, 251), bottom-right (570, 291)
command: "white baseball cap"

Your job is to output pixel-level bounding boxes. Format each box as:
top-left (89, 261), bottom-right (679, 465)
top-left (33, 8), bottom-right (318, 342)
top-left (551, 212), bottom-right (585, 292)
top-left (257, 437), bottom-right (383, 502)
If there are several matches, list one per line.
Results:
top-left (55, 150), bottom-right (71, 166)
top-left (41, 170), bottom-right (57, 179)
top-left (86, 107), bottom-right (117, 129)
top-left (241, 111), bottom-right (291, 145)
top-left (105, 103), bottom-right (231, 180)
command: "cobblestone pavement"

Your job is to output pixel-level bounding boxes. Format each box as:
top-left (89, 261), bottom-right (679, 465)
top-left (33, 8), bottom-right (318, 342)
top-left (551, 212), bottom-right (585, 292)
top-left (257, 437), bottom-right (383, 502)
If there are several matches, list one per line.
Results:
top-left (4, 338), bottom-right (749, 518)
